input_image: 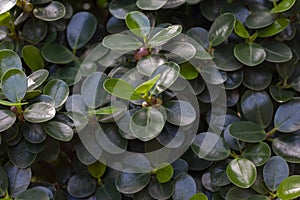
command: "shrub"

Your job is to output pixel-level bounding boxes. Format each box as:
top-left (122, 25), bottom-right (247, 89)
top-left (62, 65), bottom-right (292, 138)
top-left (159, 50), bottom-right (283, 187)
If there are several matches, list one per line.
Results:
top-left (0, 0), bottom-right (300, 199)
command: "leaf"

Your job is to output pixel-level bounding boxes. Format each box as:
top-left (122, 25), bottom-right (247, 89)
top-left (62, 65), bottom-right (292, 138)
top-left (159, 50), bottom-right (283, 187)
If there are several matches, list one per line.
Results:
top-left (261, 41), bottom-right (292, 63)
top-left (88, 106), bottom-right (119, 115)
top-left (109, 0), bottom-right (138, 19)
top-left (21, 123), bottom-right (47, 144)
top-left (263, 156), bottom-right (289, 191)
top-left (0, 167), bottom-right (8, 197)
top-left (67, 12), bottom-right (97, 50)
top-left (226, 158), bottom-right (257, 188)
top-left (234, 42), bottom-right (266, 66)
top-left (104, 78), bottom-right (140, 100)
top-left (270, 85), bottom-right (294, 103)
top-left (44, 121), bottom-right (73, 142)
top-left (163, 100), bottom-right (196, 126)
top-left (243, 67), bottom-right (272, 91)
top-left (130, 107), bottom-right (165, 141)
top-left (241, 90), bottom-right (273, 128)
top-left (0, 49), bottom-right (22, 77)
top-left (22, 18), bottom-right (48, 43)
top-left (102, 33), bottom-right (143, 51)
top-left (234, 20), bottom-right (250, 38)
top-left (148, 179), bottom-right (173, 200)
top-left (245, 11), bottom-right (276, 29)
top-left (42, 44), bottom-right (74, 64)
top-left (148, 25), bottom-right (182, 47)
top-left (210, 160), bottom-right (231, 186)
top-left (125, 11), bottom-right (150, 37)
top-left (96, 181), bottom-right (121, 200)
top-left (0, 110), bottom-right (16, 132)
top-left (27, 69), bottom-right (49, 91)
top-left (67, 174), bottom-right (96, 198)
top-left (135, 74), bottom-right (161, 94)
top-left (49, 66), bottom-right (81, 86)
top-left (229, 121), bottom-right (266, 143)
top-left (274, 100), bottom-right (300, 132)
top-left (164, 41), bottom-right (196, 64)
top-left (23, 102), bottom-right (56, 123)
top-left (190, 193), bottom-right (208, 200)
top-left (271, 0), bottom-right (296, 13)
top-left (115, 172), bottom-right (151, 194)
top-left (214, 44), bottom-right (243, 72)
top-left (22, 45), bottom-right (45, 72)
top-left (241, 142), bottom-right (271, 167)
top-left (272, 134), bottom-right (300, 163)
top-left (15, 189), bottom-right (49, 200)
top-left (172, 173), bottom-right (196, 200)
top-left (33, 1), bottom-right (66, 21)
top-left (226, 186), bottom-right (257, 200)
top-left (88, 162), bottom-right (106, 179)
top-left (43, 79), bottom-right (69, 109)
top-left (180, 62), bottom-right (198, 80)
top-left (137, 54), bottom-right (167, 76)
top-left (136, 0), bottom-right (168, 10)
top-left (4, 162), bottom-right (32, 198)
top-left (208, 13), bottom-right (236, 46)
top-left (277, 175), bottom-right (300, 200)
top-left (247, 195), bottom-right (269, 200)
top-left (156, 163), bottom-right (174, 183)
top-left (0, 0), bottom-right (16, 14)
top-left (258, 18), bottom-right (290, 38)
top-left (1, 68), bottom-right (27, 102)
top-left (191, 132), bottom-right (230, 161)
top-left (0, 12), bottom-right (10, 27)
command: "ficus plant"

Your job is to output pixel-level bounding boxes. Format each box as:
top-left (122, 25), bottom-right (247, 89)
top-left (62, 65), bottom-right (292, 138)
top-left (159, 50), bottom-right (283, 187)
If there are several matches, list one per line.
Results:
top-left (0, 0), bottom-right (300, 200)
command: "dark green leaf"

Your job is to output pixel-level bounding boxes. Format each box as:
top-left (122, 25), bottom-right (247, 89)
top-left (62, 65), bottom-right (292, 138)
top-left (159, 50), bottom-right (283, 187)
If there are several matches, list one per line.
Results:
top-left (163, 41), bottom-right (196, 64)
top-left (270, 85), bottom-right (294, 103)
top-left (148, 25), bottom-right (182, 47)
top-left (33, 1), bottom-right (66, 21)
top-left (48, 66), bottom-right (81, 86)
top-left (8, 140), bottom-right (37, 168)
top-left (44, 121), bottom-right (73, 142)
top-left (242, 142), bottom-right (271, 166)
top-left (156, 163), bottom-right (174, 183)
top-left (226, 158), bottom-right (257, 188)
top-left (245, 11), bottom-right (276, 29)
top-left (214, 44), bottom-right (243, 71)
top-left (42, 44), bottom-right (74, 64)
top-left (21, 123), bottom-right (47, 144)
top-left (109, 0), bottom-right (138, 19)
top-left (23, 102), bottom-right (56, 123)
top-left (137, 54), bottom-right (167, 76)
top-left (96, 181), bottom-right (121, 200)
top-left (22, 18), bottom-right (48, 43)
top-left (27, 69), bottom-right (49, 91)
top-left (102, 33), bottom-right (143, 51)
top-left (22, 45), bottom-right (45, 71)
top-left (67, 12), bottom-right (97, 50)
top-left (104, 78), bottom-right (140, 100)
top-left (263, 156), bottom-right (289, 191)
top-left (247, 195), bottom-right (269, 200)
top-left (88, 106), bottom-right (119, 115)
top-left (208, 13), bottom-right (236, 46)
top-left (67, 174), bottom-right (96, 198)
top-left (0, 49), bottom-right (22, 77)
top-left (0, 167), bottom-right (8, 197)
top-left (261, 41), bottom-right (292, 63)
top-left (0, 110), bottom-right (16, 132)
top-left (273, 134), bottom-right (300, 163)
top-left (234, 20), bottom-right (250, 38)
top-left (226, 186), bottom-right (256, 200)
top-left (148, 179), bottom-right (173, 200)
top-left (277, 175), bottom-right (300, 200)
top-left (229, 121), bottom-right (266, 143)
top-left (0, 0), bottom-right (16, 14)
top-left (271, 0), bottom-right (296, 13)
top-left (125, 11), bottom-right (150, 37)
top-left (15, 189), bottom-right (49, 200)
top-left (243, 67), bottom-right (272, 91)
top-left (234, 42), bottom-right (266, 66)
top-left (258, 18), bottom-right (290, 37)
top-left (43, 79), bottom-right (69, 109)
top-left (172, 173), bottom-right (196, 200)
top-left (210, 160), bottom-right (231, 187)
top-left (136, 0), bottom-right (167, 10)
top-left (115, 172), bottom-right (151, 194)
top-left (1, 68), bottom-right (27, 102)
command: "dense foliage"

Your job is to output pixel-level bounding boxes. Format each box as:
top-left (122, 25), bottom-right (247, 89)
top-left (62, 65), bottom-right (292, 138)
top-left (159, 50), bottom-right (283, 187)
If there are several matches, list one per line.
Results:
top-left (0, 0), bottom-right (300, 199)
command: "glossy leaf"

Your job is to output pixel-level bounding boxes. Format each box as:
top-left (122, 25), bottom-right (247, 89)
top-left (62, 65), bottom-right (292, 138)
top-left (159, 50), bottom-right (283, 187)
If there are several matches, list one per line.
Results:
top-left (243, 67), bottom-right (272, 91)
top-left (234, 42), bottom-right (266, 66)
top-left (229, 121), bottom-right (266, 143)
top-left (148, 25), bottom-right (182, 47)
top-left (21, 123), bottom-right (47, 144)
top-left (22, 45), bottom-right (45, 71)
top-left (263, 156), bottom-right (289, 191)
top-left (33, 1), bottom-right (66, 21)
top-left (137, 54), bottom-right (167, 76)
top-left (15, 189), bottom-right (49, 200)
top-left (214, 44), bottom-right (243, 71)
top-left (226, 158), bottom-right (257, 188)
top-left (8, 140), bottom-right (37, 168)
top-left (42, 44), bottom-right (74, 64)
top-left (277, 175), bottom-right (300, 200)
top-left (191, 132), bottom-right (230, 161)
top-left (0, 110), bottom-right (16, 132)
top-left (245, 11), bottom-right (276, 29)
top-left (27, 69), bottom-right (49, 91)
top-left (136, 0), bottom-right (167, 10)
top-left (234, 20), bottom-right (250, 38)
top-left (271, 0), bottom-right (296, 13)
top-left (226, 186), bottom-right (256, 200)
top-left (67, 12), bottom-right (97, 50)
top-left (22, 18), bottom-right (48, 43)
top-left (261, 41), bottom-right (292, 63)
top-left (23, 102), bottom-right (56, 123)
top-left (115, 172), bottom-right (151, 194)
top-left (242, 142), bottom-right (271, 166)
top-left (180, 62), bottom-right (198, 80)
top-left (208, 13), bottom-right (236, 46)
top-left (67, 174), bottom-right (96, 198)
top-left (156, 163), bottom-right (174, 183)
top-left (210, 160), bottom-right (231, 186)
top-left (104, 78), bottom-right (140, 100)
top-left (190, 193), bottom-right (208, 200)
top-left (135, 74), bottom-right (161, 94)
top-left (1, 68), bottom-right (27, 102)
top-left (0, 49), bottom-right (22, 77)
top-left (44, 121), bottom-right (73, 142)
top-left (109, 0), bottom-right (138, 19)
top-left (102, 33), bottom-right (143, 51)
top-left (272, 134), bottom-right (300, 163)
top-left (44, 79), bottom-right (69, 109)
top-left (0, 0), bottom-right (16, 14)
top-left (163, 41), bottom-right (196, 64)
top-left (125, 11), bottom-right (150, 37)
top-left (270, 85), bottom-right (294, 103)
top-left (149, 179), bottom-right (173, 200)
top-left (258, 18), bottom-right (290, 38)
top-left (172, 173), bottom-right (196, 200)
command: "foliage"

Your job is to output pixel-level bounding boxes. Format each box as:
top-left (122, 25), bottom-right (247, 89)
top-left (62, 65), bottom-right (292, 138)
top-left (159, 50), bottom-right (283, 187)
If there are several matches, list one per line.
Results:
top-left (0, 0), bottom-right (299, 199)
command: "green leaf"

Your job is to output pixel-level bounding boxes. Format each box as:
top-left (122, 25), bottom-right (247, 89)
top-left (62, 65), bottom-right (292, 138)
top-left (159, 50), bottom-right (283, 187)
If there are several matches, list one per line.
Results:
top-left (22, 18), bottom-right (48, 43)
top-left (234, 20), bottom-right (250, 39)
top-left (44, 121), bottom-right (73, 142)
top-left (135, 74), bottom-right (161, 94)
top-left (229, 121), bottom-right (266, 143)
top-left (33, 1), bottom-right (66, 21)
top-left (23, 102), bottom-right (56, 123)
top-left (156, 163), bottom-right (174, 183)
top-left (150, 61), bottom-right (180, 94)
top-left (208, 13), bottom-right (236, 46)
top-left (27, 69), bottom-right (49, 91)
top-left (67, 174), bottom-right (96, 198)
top-left (0, 110), bottom-right (16, 132)
top-left (137, 54), bottom-right (167, 76)
top-left (88, 106), bottom-right (119, 115)
top-left (277, 175), bottom-right (300, 200)
top-left (210, 160), bottom-right (231, 186)
top-left (191, 132), bottom-right (230, 161)
top-left (243, 67), bottom-right (272, 91)
top-left (241, 90), bottom-right (273, 128)
top-left (22, 45), bottom-right (45, 71)
top-left (67, 12), bottom-right (97, 50)
top-left (245, 11), bottom-right (276, 29)
top-left (180, 62), bottom-right (198, 80)
top-left (15, 189), bottom-right (49, 200)
top-left (214, 44), bottom-right (243, 71)
top-left (88, 161), bottom-right (106, 179)
top-left (96, 181), bottom-right (121, 200)
top-left (21, 123), bottom-right (47, 144)
top-left (148, 179), bottom-right (173, 200)
top-left (43, 79), bottom-right (69, 109)
top-left (125, 11), bottom-right (150, 38)
top-left (115, 172), bottom-right (151, 194)
top-left (49, 66), bottom-right (81, 86)
top-left (0, 49), bottom-right (22, 77)
top-left (274, 100), bottom-right (300, 132)
top-left (1, 68), bottom-right (27, 102)
top-left (270, 85), bottom-right (294, 103)
top-left (226, 158), bottom-right (257, 188)
top-left (261, 41), bottom-right (292, 63)
top-left (271, 0), bottom-right (296, 13)
top-left (226, 186), bottom-right (257, 200)
top-left (241, 142), bottom-right (271, 167)
top-left (148, 25), bottom-right (182, 47)
top-left (172, 173), bottom-right (196, 200)
top-left (263, 156), bottom-right (289, 191)
top-left (163, 41), bottom-right (196, 64)
top-left (258, 18), bottom-right (290, 38)
top-left (234, 42), bottom-right (266, 66)
top-left (130, 107), bottom-right (165, 141)
top-left (104, 78), bottom-right (140, 100)
top-left (0, 167), bottom-right (8, 197)
top-left (273, 134), bottom-right (300, 163)
top-left (109, 0), bottom-right (138, 19)
top-left (0, 12), bottom-right (11, 27)
top-left (0, 0), bottom-right (16, 15)
top-left (163, 100), bottom-right (196, 126)
top-left (42, 44), bottom-right (75, 64)
top-left (102, 33), bottom-right (143, 51)
top-left (190, 193), bottom-right (208, 200)
top-left (136, 0), bottom-right (167, 10)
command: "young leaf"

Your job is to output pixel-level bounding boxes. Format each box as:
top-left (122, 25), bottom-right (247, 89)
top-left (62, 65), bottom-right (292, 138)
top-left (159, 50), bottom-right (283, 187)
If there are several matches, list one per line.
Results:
top-left (234, 20), bottom-right (250, 39)
top-left (148, 25), bottom-right (182, 47)
top-left (190, 193), bottom-right (208, 200)
top-left (88, 162), bottom-right (106, 179)
top-left (156, 162), bottom-right (174, 183)
top-left (277, 175), bottom-right (300, 200)
top-left (271, 0), bottom-right (296, 13)
top-left (125, 11), bottom-right (150, 38)
top-left (104, 78), bottom-right (140, 100)
top-left (135, 74), bottom-right (161, 94)
top-left (258, 18), bottom-right (290, 38)
top-left (88, 106), bottom-right (119, 115)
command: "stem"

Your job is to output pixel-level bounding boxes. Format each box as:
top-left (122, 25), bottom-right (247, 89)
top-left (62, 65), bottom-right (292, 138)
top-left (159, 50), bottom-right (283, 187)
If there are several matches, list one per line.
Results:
top-left (72, 48), bottom-right (77, 56)
top-left (230, 151), bottom-right (239, 159)
top-left (207, 44), bottom-right (214, 54)
top-left (266, 127), bottom-right (278, 138)
top-left (273, 0), bottom-right (277, 7)
top-left (248, 31), bottom-right (258, 43)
